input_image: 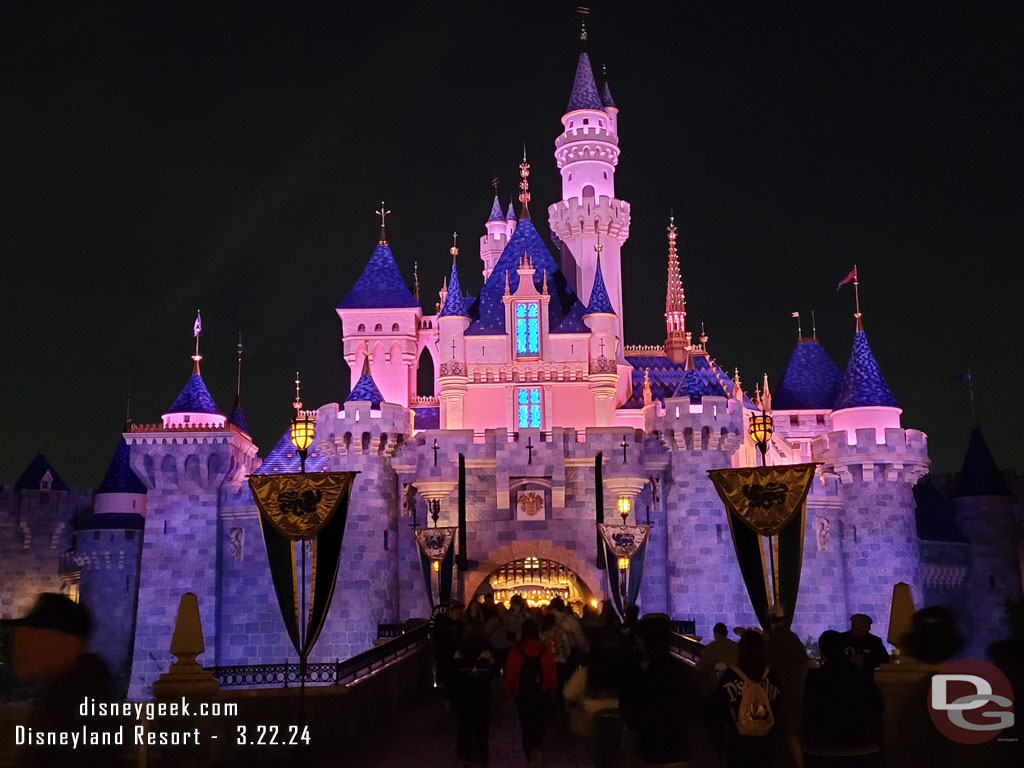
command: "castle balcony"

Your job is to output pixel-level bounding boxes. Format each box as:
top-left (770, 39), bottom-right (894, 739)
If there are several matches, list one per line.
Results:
top-left (555, 123), bottom-right (620, 151)
top-left (548, 196), bottom-right (631, 245)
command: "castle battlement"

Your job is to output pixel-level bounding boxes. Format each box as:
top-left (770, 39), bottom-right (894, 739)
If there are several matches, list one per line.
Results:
top-left (813, 427), bottom-right (929, 484)
top-left (548, 195), bottom-right (631, 244)
top-left (317, 401), bottom-right (409, 457)
top-left (645, 395), bottom-right (743, 453)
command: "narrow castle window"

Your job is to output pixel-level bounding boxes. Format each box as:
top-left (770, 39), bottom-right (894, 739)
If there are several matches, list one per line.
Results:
top-left (374, 323), bottom-right (383, 332)
top-left (357, 323), bottom-right (365, 332)
top-left (516, 388), bottom-right (542, 429)
top-left (392, 323), bottom-right (400, 332)
top-left (583, 118), bottom-right (589, 125)
top-left (515, 302), bottom-right (540, 357)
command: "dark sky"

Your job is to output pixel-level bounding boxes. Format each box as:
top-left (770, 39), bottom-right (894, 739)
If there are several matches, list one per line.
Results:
top-left (2, 1), bottom-right (1021, 488)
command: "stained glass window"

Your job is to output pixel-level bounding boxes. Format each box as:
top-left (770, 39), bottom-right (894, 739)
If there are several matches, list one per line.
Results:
top-left (515, 302), bottom-right (540, 356)
top-left (517, 388), bottom-right (542, 429)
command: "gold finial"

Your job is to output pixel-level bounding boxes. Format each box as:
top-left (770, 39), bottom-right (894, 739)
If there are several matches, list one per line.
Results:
top-left (542, 269), bottom-right (548, 295)
top-left (594, 232), bottom-right (603, 258)
top-left (700, 321), bottom-right (708, 347)
top-left (362, 340), bottom-right (372, 376)
top-left (491, 175), bottom-right (499, 192)
top-left (294, 371), bottom-right (302, 413)
top-left (236, 332), bottom-right (243, 397)
top-left (518, 145), bottom-right (531, 220)
top-left (450, 231), bottom-right (459, 260)
top-left (413, 261), bottom-right (420, 301)
top-left (191, 310), bottom-right (202, 375)
top-left (733, 367), bottom-right (743, 400)
top-left (375, 201), bottom-right (391, 245)
top-left (504, 269), bottom-right (511, 296)
top-left (577, 6), bottom-right (590, 41)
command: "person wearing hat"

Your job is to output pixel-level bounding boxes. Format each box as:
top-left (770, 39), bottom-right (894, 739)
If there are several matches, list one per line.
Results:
top-left (838, 614), bottom-right (889, 672)
top-left (13, 593), bottom-right (118, 767)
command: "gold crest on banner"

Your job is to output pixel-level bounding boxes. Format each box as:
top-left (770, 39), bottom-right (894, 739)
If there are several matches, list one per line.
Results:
top-left (414, 527), bottom-right (457, 560)
top-left (707, 464), bottom-right (818, 537)
top-left (597, 524), bottom-right (651, 559)
top-left (249, 473), bottom-right (355, 539)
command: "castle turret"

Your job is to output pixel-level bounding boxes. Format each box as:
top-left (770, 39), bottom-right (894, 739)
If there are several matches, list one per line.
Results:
top-left (584, 252), bottom-right (618, 426)
top-left (952, 427), bottom-right (1022, 656)
top-left (480, 195), bottom-right (508, 282)
top-left (336, 211), bottom-right (422, 408)
top-left (813, 323), bottom-right (927, 634)
top-left (505, 198), bottom-right (517, 239)
top-left (438, 243), bottom-right (471, 429)
top-left (772, 337), bottom-right (844, 461)
top-left (548, 26), bottom-right (630, 343)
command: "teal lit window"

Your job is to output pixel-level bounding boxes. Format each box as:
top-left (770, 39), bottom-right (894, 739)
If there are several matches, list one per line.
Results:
top-left (515, 302), bottom-right (540, 356)
top-left (517, 388), bottom-right (542, 429)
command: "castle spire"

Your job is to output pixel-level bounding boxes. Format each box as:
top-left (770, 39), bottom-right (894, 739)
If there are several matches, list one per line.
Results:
top-left (439, 232), bottom-right (470, 318)
top-left (375, 201), bottom-right (390, 245)
top-left (566, 8), bottom-right (603, 113)
top-left (518, 145), bottom-right (531, 221)
top-left (664, 215), bottom-right (688, 364)
top-left (191, 310), bottom-right (202, 375)
top-left (229, 332), bottom-right (247, 433)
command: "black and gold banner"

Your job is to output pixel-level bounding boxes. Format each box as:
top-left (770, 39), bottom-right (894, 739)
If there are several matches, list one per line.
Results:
top-left (249, 472), bottom-right (357, 663)
top-left (708, 464), bottom-right (817, 630)
top-left (414, 527), bottom-right (457, 607)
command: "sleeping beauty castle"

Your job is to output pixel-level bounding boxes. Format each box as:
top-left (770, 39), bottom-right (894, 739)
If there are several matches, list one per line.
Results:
top-left (1, 24), bottom-right (1020, 698)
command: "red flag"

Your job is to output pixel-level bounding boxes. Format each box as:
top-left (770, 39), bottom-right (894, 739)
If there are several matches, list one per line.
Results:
top-left (836, 266), bottom-right (857, 290)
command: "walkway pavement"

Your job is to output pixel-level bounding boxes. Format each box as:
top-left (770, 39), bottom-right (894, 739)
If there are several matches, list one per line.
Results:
top-left (342, 686), bottom-right (592, 768)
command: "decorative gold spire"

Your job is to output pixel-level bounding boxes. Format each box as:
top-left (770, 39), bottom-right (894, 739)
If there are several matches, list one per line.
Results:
top-left (191, 310), bottom-right (202, 375)
top-left (236, 332), bottom-right (243, 397)
top-left (643, 368), bottom-right (652, 406)
top-left (413, 261), bottom-right (420, 301)
top-left (733, 368), bottom-right (743, 401)
top-left (518, 145), bottom-right (531, 220)
top-left (504, 269), bottom-right (511, 296)
top-left (449, 231), bottom-right (459, 262)
top-left (293, 371), bottom-right (303, 413)
top-left (542, 269), bottom-right (548, 295)
top-left (664, 215), bottom-right (688, 364)
top-left (577, 6), bottom-right (590, 43)
top-left (761, 373), bottom-right (772, 411)
top-left (362, 340), bottom-right (372, 376)
top-left (375, 201), bottom-right (390, 245)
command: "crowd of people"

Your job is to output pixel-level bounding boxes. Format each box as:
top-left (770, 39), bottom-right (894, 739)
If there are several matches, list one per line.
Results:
top-left (432, 595), bottom-right (1012, 768)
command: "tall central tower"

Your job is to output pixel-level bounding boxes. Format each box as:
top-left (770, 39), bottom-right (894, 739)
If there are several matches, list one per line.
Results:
top-left (548, 27), bottom-right (631, 346)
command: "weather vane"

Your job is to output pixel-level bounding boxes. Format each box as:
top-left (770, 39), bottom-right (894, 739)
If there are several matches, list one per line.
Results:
top-left (450, 231), bottom-right (459, 259)
top-left (376, 201), bottom-right (391, 245)
top-left (519, 145), bottom-right (531, 218)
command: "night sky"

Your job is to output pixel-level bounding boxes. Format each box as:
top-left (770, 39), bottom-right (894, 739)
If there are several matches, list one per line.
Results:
top-left (3, 1), bottom-right (1021, 488)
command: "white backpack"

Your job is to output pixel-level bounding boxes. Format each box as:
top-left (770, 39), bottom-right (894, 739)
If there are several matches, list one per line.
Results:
top-left (730, 666), bottom-right (774, 737)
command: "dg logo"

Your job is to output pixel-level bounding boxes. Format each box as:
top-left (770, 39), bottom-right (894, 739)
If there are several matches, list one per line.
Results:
top-left (928, 658), bottom-right (1015, 744)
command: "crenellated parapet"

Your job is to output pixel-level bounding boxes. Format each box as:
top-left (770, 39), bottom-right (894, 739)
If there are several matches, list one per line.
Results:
top-left (645, 395), bottom-right (744, 454)
top-left (548, 195), bottom-right (631, 246)
top-left (812, 427), bottom-right (929, 484)
top-left (314, 401), bottom-right (410, 459)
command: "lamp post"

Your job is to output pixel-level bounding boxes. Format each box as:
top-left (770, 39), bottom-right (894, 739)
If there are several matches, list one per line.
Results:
top-left (617, 495), bottom-right (632, 524)
top-left (749, 409), bottom-right (774, 467)
top-left (291, 372), bottom-right (315, 473)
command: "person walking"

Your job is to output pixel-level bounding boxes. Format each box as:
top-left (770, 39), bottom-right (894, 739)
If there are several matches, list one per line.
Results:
top-left (766, 606), bottom-right (809, 767)
top-left (838, 614), bottom-right (889, 672)
top-left (505, 618), bottom-right (556, 765)
top-left (453, 626), bottom-right (497, 768)
top-left (696, 622), bottom-right (739, 679)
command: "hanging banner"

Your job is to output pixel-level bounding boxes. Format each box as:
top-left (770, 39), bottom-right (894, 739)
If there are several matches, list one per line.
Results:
top-left (414, 526), bottom-right (458, 608)
top-left (249, 471), bottom-right (357, 664)
top-left (707, 463), bottom-right (817, 630)
top-left (599, 524), bottom-right (650, 618)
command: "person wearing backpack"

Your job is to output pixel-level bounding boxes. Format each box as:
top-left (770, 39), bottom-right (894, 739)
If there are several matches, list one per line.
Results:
top-left (504, 618), bottom-right (556, 764)
top-left (709, 630), bottom-right (782, 767)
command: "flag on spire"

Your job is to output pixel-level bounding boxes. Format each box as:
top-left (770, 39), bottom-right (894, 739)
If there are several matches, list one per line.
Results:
top-left (193, 310), bottom-right (202, 337)
top-left (836, 266), bottom-right (857, 290)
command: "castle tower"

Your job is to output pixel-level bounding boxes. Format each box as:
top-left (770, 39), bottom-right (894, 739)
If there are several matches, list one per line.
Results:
top-left (814, 324), bottom-right (928, 634)
top-left (952, 427), bottom-right (1022, 656)
top-left (479, 195), bottom-right (508, 282)
top-left (583, 253), bottom-right (618, 426)
top-left (771, 336), bottom-right (844, 461)
top-left (437, 243), bottom-right (471, 428)
top-left (548, 26), bottom-right (631, 344)
top-left (74, 437), bottom-right (146, 692)
top-left (336, 214), bottom-right (423, 408)
top-left (664, 216), bottom-right (688, 364)
top-left (127, 354), bottom-right (258, 698)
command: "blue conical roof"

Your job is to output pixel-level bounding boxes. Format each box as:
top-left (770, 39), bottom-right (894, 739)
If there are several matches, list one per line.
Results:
top-left (566, 52), bottom-right (604, 113)
top-left (346, 371), bottom-right (384, 407)
top-left (506, 200), bottom-right (516, 221)
top-left (228, 394), bottom-right (248, 433)
top-left (167, 374), bottom-right (222, 415)
top-left (465, 218), bottom-right (588, 335)
top-left (15, 453), bottom-right (68, 491)
top-left (439, 260), bottom-right (470, 318)
top-left (337, 243), bottom-right (419, 309)
top-left (774, 340), bottom-right (844, 410)
top-left (833, 331), bottom-right (898, 410)
top-left (254, 428), bottom-right (329, 475)
top-left (487, 195), bottom-right (504, 223)
top-left (600, 79), bottom-right (616, 109)
top-left (96, 438), bottom-right (147, 495)
top-left (584, 257), bottom-right (616, 315)
top-left (953, 428), bottom-right (1011, 497)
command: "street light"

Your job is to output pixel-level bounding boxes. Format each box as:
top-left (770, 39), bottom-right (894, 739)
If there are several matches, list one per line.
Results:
top-left (617, 495), bottom-right (631, 523)
top-left (291, 372), bottom-right (315, 473)
top-left (749, 410), bottom-right (774, 467)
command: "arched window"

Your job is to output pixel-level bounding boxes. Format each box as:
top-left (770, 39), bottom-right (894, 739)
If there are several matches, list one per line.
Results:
top-left (357, 323), bottom-right (365, 332)
top-left (582, 185), bottom-right (595, 200)
top-left (514, 302), bottom-right (540, 357)
top-left (374, 323), bottom-right (383, 332)
top-left (416, 347), bottom-right (434, 396)
top-left (392, 323), bottom-right (400, 332)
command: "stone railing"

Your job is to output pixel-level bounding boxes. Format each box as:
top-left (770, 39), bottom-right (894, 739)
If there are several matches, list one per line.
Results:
top-left (624, 344), bottom-right (665, 355)
top-left (589, 357), bottom-right (618, 374)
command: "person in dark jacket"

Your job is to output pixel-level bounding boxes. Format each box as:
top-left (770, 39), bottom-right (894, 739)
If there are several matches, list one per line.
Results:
top-left (453, 625), bottom-right (497, 767)
top-left (504, 619), bottom-right (556, 764)
top-left (802, 630), bottom-right (883, 767)
top-left (13, 593), bottom-right (121, 768)
top-left (619, 614), bottom-right (703, 766)
top-left (434, 601), bottom-right (465, 694)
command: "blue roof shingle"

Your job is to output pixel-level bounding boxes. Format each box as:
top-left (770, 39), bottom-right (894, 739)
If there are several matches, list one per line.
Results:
top-left (337, 243), bottom-right (419, 310)
top-left (96, 438), bottom-right (147, 495)
top-left (487, 195), bottom-right (504, 223)
top-left (346, 371), bottom-right (384, 407)
top-left (566, 52), bottom-right (604, 113)
top-left (439, 260), bottom-right (470, 318)
top-left (465, 218), bottom-right (587, 336)
top-left (15, 453), bottom-right (69, 492)
top-left (584, 257), bottom-right (616, 315)
top-left (228, 395), bottom-right (248, 433)
top-left (774, 340), bottom-right (844, 410)
top-left (254, 429), bottom-right (330, 475)
top-left (506, 200), bottom-right (516, 221)
top-left (622, 353), bottom-right (757, 410)
top-left (833, 331), bottom-right (898, 410)
top-left (600, 79), bottom-right (616, 109)
top-left (166, 374), bottom-right (221, 415)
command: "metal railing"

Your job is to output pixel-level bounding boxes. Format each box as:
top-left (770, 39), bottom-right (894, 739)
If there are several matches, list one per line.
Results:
top-left (207, 622), bottom-right (430, 688)
top-left (669, 632), bottom-right (704, 665)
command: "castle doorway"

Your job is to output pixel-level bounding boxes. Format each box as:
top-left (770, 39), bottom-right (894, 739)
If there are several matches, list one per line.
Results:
top-left (474, 557), bottom-right (595, 612)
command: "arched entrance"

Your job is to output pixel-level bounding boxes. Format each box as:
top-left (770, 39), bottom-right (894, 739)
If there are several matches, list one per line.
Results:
top-left (474, 557), bottom-right (594, 610)
top-left (465, 542), bottom-right (605, 609)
